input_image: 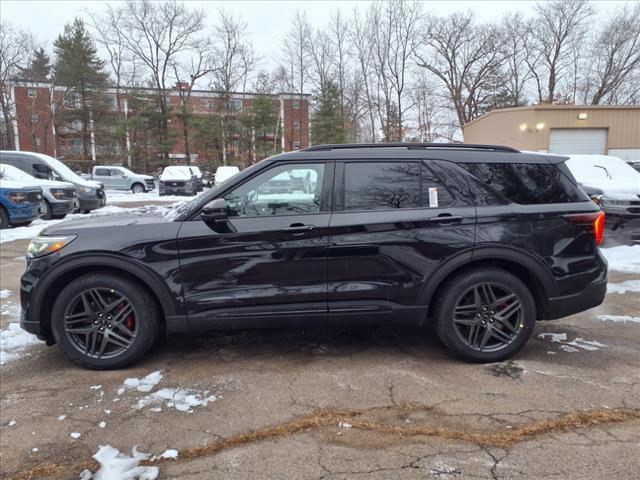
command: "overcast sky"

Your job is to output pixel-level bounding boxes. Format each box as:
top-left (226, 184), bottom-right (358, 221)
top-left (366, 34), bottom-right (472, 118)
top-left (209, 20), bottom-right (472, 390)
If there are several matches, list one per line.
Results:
top-left (1, 0), bottom-right (631, 70)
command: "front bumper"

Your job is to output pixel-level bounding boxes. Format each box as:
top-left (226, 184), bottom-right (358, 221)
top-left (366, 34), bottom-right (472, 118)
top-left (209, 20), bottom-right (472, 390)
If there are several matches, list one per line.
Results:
top-left (8, 203), bottom-right (43, 223)
top-left (603, 211), bottom-right (640, 246)
top-left (77, 189), bottom-right (106, 211)
top-left (50, 198), bottom-right (75, 215)
top-left (159, 183), bottom-right (191, 195)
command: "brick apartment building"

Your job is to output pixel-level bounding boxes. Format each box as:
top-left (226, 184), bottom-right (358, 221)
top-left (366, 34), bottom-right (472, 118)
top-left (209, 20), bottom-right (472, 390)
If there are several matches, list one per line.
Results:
top-left (7, 81), bottom-right (310, 172)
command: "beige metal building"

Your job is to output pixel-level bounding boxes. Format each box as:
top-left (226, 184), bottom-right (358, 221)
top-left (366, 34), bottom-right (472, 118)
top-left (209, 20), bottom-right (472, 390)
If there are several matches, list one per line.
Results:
top-left (463, 105), bottom-right (640, 160)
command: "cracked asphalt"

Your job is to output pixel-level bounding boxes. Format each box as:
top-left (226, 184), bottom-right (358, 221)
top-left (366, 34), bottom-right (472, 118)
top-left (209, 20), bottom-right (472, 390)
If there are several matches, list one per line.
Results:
top-left (1, 229), bottom-right (639, 479)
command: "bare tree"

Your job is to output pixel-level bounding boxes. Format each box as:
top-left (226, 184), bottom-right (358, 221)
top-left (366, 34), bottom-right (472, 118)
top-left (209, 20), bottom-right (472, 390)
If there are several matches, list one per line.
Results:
top-left (329, 10), bottom-right (349, 130)
top-left (0, 23), bottom-right (32, 149)
top-left (116, 0), bottom-right (205, 158)
top-left (585, 4), bottom-right (640, 105)
top-left (416, 13), bottom-right (506, 129)
top-left (528, 0), bottom-right (594, 103)
top-left (210, 9), bottom-right (253, 164)
top-left (307, 29), bottom-right (334, 100)
top-left (501, 13), bottom-right (532, 106)
top-left (281, 11), bottom-right (311, 97)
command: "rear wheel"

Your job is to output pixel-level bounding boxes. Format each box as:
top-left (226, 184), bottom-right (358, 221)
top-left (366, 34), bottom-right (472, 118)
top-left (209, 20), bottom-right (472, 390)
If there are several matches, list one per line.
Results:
top-left (434, 268), bottom-right (535, 363)
top-left (51, 273), bottom-right (160, 369)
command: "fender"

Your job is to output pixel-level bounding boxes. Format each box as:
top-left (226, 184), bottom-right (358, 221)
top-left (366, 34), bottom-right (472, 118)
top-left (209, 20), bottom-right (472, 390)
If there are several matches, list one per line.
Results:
top-left (32, 252), bottom-right (180, 324)
top-left (417, 245), bottom-right (558, 309)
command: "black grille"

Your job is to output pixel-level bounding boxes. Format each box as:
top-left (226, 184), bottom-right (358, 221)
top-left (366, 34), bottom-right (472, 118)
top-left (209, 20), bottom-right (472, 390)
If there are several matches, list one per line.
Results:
top-left (27, 190), bottom-right (43, 202)
top-left (62, 188), bottom-right (76, 199)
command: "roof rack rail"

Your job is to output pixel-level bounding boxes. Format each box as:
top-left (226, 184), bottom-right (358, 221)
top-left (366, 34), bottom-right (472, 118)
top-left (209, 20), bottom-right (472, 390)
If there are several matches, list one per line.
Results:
top-left (303, 143), bottom-right (520, 153)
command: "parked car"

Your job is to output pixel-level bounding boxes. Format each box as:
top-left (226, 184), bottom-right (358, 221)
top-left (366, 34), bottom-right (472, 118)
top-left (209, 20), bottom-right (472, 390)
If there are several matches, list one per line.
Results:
top-left (0, 151), bottom-right (106, 213)
top-left (21, 143), bottom-right (608, 369)
top-left (627, 160), bottom-right (640, 173)
top-left (91, 166), bottom-right (155, 193)
top-left (0, 164), bottom-right (76, 220)
top-left (565, 154), bottom-right (640, 246)
top-left (158, 166), bottom-right (197, 196)
top-left (214, 165), bottom-right (240, 186)
top-left (260, 171), bottom-right (293, 194)
top-left (0, 176), bottom-right (44, 229)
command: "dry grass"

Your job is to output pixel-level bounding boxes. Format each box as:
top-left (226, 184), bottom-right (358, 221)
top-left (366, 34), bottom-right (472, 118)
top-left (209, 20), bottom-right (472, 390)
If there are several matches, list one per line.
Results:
top-left (12, 407), bottom-right (640, 480)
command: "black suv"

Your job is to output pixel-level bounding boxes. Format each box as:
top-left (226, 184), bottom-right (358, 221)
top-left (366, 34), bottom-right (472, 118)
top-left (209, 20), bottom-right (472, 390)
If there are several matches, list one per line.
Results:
top-left (20, 144), bottom-right (607, 369)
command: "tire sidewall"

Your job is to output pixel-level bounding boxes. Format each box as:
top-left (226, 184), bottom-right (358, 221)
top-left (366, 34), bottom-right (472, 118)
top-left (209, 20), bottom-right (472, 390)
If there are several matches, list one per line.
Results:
top-left (435, 269), bottom-right (536, 363)
top-left (51, 274), bottom-right (159, 369)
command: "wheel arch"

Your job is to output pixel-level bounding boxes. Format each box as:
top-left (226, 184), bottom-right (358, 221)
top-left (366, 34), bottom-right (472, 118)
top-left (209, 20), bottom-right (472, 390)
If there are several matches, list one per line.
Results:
top-left (420, 246), bottom-right (557, 322)
top-left (34, 253), bottom-right (179, 341)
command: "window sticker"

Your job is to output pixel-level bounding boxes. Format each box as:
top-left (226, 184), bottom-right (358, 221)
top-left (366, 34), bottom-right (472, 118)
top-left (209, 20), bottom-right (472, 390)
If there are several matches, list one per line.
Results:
top-left (428, 187), bottom-right (439, 208)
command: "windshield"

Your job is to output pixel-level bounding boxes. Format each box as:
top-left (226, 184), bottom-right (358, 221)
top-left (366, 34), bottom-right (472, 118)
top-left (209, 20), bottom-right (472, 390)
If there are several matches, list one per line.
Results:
top-left (0, 164), bottom-right (35, 182)
top-left (161, 167), bottom-right (191, 180)
top-left (41, 154), bottom-right (86, 183)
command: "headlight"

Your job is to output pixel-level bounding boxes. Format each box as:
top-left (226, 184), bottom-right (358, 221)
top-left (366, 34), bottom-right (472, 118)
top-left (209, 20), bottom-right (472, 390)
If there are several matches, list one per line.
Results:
top-left (50, 188), bottom-right (65, 199)
top-left (27, 235), bottom-right (76, 258)
top-left (79, 186), bottom-right (95, 194)
top-left (8, 192), bottom-right (27, 203)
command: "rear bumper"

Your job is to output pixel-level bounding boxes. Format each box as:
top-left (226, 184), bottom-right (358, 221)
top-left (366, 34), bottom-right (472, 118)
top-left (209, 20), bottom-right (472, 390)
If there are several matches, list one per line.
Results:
top-left (546, 278), bottom-right (607, 320)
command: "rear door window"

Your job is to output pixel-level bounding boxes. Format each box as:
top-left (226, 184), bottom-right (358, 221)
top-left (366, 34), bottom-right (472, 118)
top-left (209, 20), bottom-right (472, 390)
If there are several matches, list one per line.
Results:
top-left (95, 168), bottom-right (111, 176)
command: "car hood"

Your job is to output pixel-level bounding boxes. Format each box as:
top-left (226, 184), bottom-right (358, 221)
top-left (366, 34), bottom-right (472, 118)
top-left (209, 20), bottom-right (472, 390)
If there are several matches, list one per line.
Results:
top-left (37, 179), bottom-right (76, 189)
top-left (42, 210), bottom-right (170, 235)
top-left (0, 179), bottom-right (41, 190)
top-left (138, 174), bottom-right (154, 180)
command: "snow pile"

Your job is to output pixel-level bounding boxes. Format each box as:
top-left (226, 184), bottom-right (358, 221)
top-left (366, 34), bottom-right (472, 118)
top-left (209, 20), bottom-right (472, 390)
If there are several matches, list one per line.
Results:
top-left (0, 289), bottom-right (11, 299)
top-left (538, 332), bottom-right (607, 352)
top-left (118, 370), bottom-right (164, 394)
top-left (106, 189), bottom-right (193, 204)
top-left (601, 246), bottom-right (640, 274)
top-left (80, 445), bottom-right (158, 480)
top-left (597, 315), bottom-right (640, 324)
top-left (136, 387), bottom-right (217, 413)
top-left (159, 449), bottom-right (178, 460)
top-left (0, 322), bottom-right (40, 365)
top-left (607, 279), bottom-right (640, 294)
top-left (1, 301), bottom-right (20, 317)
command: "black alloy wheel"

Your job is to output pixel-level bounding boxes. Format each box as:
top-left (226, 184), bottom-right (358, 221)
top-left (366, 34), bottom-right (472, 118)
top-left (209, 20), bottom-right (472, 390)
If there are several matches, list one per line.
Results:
top-left (63, 288), bottom-right (138, 359)
top-left (434, 268), bottom-right (535, 363)
top-left (452, 283), bottom-right (523, 352)
top-left (51, 273), bottom-right (160, 369)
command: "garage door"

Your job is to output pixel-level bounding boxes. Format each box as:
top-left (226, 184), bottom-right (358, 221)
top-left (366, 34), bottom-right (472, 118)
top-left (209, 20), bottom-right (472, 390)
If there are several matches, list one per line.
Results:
top-left (548, 128), bottom-right (607, 154)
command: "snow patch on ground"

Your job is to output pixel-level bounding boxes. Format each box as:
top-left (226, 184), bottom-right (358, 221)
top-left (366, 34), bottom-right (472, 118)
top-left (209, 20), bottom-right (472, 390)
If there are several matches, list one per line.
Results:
top-left (0, 289), bottom-right (12, 299)
top-left (601, 246), bottom-right (640, 274)
top-left (159, 449), bottom-right (178, 460)
top-left (70, 432), bottom-right (81, 439)
top-left (597, 315), bottom-right (640, 324)
top-left (136, 387), bottom-right (217, 413)
top-left (0, 322), bottom-right (40, 365)
top-left (121, 371), bottom-right (164, 393)
top-left (607, 279), bottom-right (640, 295)
top-left (81, 445), bottom-right (159, 480)
top-left (538, 332), bottom-right (607, 352)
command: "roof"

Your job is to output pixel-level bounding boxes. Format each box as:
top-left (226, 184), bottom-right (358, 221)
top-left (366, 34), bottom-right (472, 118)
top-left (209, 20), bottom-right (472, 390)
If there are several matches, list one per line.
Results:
top-left (464, 104), bottom-right (640, 128)
top-left (267, 143), bottom-right (568, 165)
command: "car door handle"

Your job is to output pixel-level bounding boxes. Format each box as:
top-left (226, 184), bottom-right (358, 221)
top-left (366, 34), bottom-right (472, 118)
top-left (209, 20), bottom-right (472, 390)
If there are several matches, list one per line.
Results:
top-left (281, 223), bottom-right (315, 233)
top-left (429, 214), bottom-right (463, 224)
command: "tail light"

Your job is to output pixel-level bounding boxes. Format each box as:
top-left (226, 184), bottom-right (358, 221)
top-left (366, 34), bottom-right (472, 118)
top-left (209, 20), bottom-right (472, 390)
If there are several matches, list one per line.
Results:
top-left (566, 211), bottom-right (605, 246)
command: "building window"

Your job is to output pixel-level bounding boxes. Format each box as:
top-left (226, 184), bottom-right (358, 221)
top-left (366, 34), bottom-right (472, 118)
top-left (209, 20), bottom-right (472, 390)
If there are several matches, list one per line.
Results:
top-left (292, 100), bottom-right (300, 109)
top-left (205, 100), bottom-right (214, 111)
top-left (293, 120), bottom-right (300, 130)
top-left (293, 141), bottom-right (301, 149)
top-left (31, 114), bottom-right (39, 124)
top-left (104, 94), bottom-right (117, 110)
top-left (229, 99), bottom-right (242, 112)
top-left (35, 138), bottom-right (41, 146)
top-left (70, 138), bottom-right (83, 155)
top-left (27, 89), bottom-right (37, 98)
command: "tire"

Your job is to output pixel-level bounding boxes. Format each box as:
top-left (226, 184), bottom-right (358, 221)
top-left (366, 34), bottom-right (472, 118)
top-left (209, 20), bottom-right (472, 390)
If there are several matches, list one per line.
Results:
top-left (131, 183), bottom-right (145, 194)
top-left (41, 200), bottom-right (53, 220)
top-left (50, 273), bottom-right (161, 369)
top-left (433, 268), bottom-right (536, 363)
top-left (0, 207), bottom-right (9, 229)
top-left (52, 213), bottom-right (67, 220)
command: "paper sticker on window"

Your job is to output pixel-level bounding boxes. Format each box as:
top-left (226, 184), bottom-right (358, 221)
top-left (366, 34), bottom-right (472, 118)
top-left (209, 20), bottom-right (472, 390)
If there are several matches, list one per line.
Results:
top-left (428, 187), bottom-right (439, 208)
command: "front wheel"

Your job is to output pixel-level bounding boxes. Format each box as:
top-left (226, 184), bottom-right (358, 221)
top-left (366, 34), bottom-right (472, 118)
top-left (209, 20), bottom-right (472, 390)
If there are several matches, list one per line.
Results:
top-left (50, 273), bottom-right (160, 369)
top-left (131, 183), bottom-right (145, 194)
top-left (434, 268), bottom-right (536, 363)
top-left (42, 200), bottom-right (53, 220)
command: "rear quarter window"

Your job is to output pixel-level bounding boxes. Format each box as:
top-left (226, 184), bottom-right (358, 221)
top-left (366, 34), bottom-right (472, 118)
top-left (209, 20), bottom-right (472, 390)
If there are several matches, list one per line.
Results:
top-left (460, 163), bottom-right (589, 205)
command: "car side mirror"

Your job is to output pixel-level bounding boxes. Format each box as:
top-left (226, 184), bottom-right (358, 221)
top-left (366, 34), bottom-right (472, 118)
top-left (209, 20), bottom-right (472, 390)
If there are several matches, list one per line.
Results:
top-left (202, 198), bottom-right (228, 222)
